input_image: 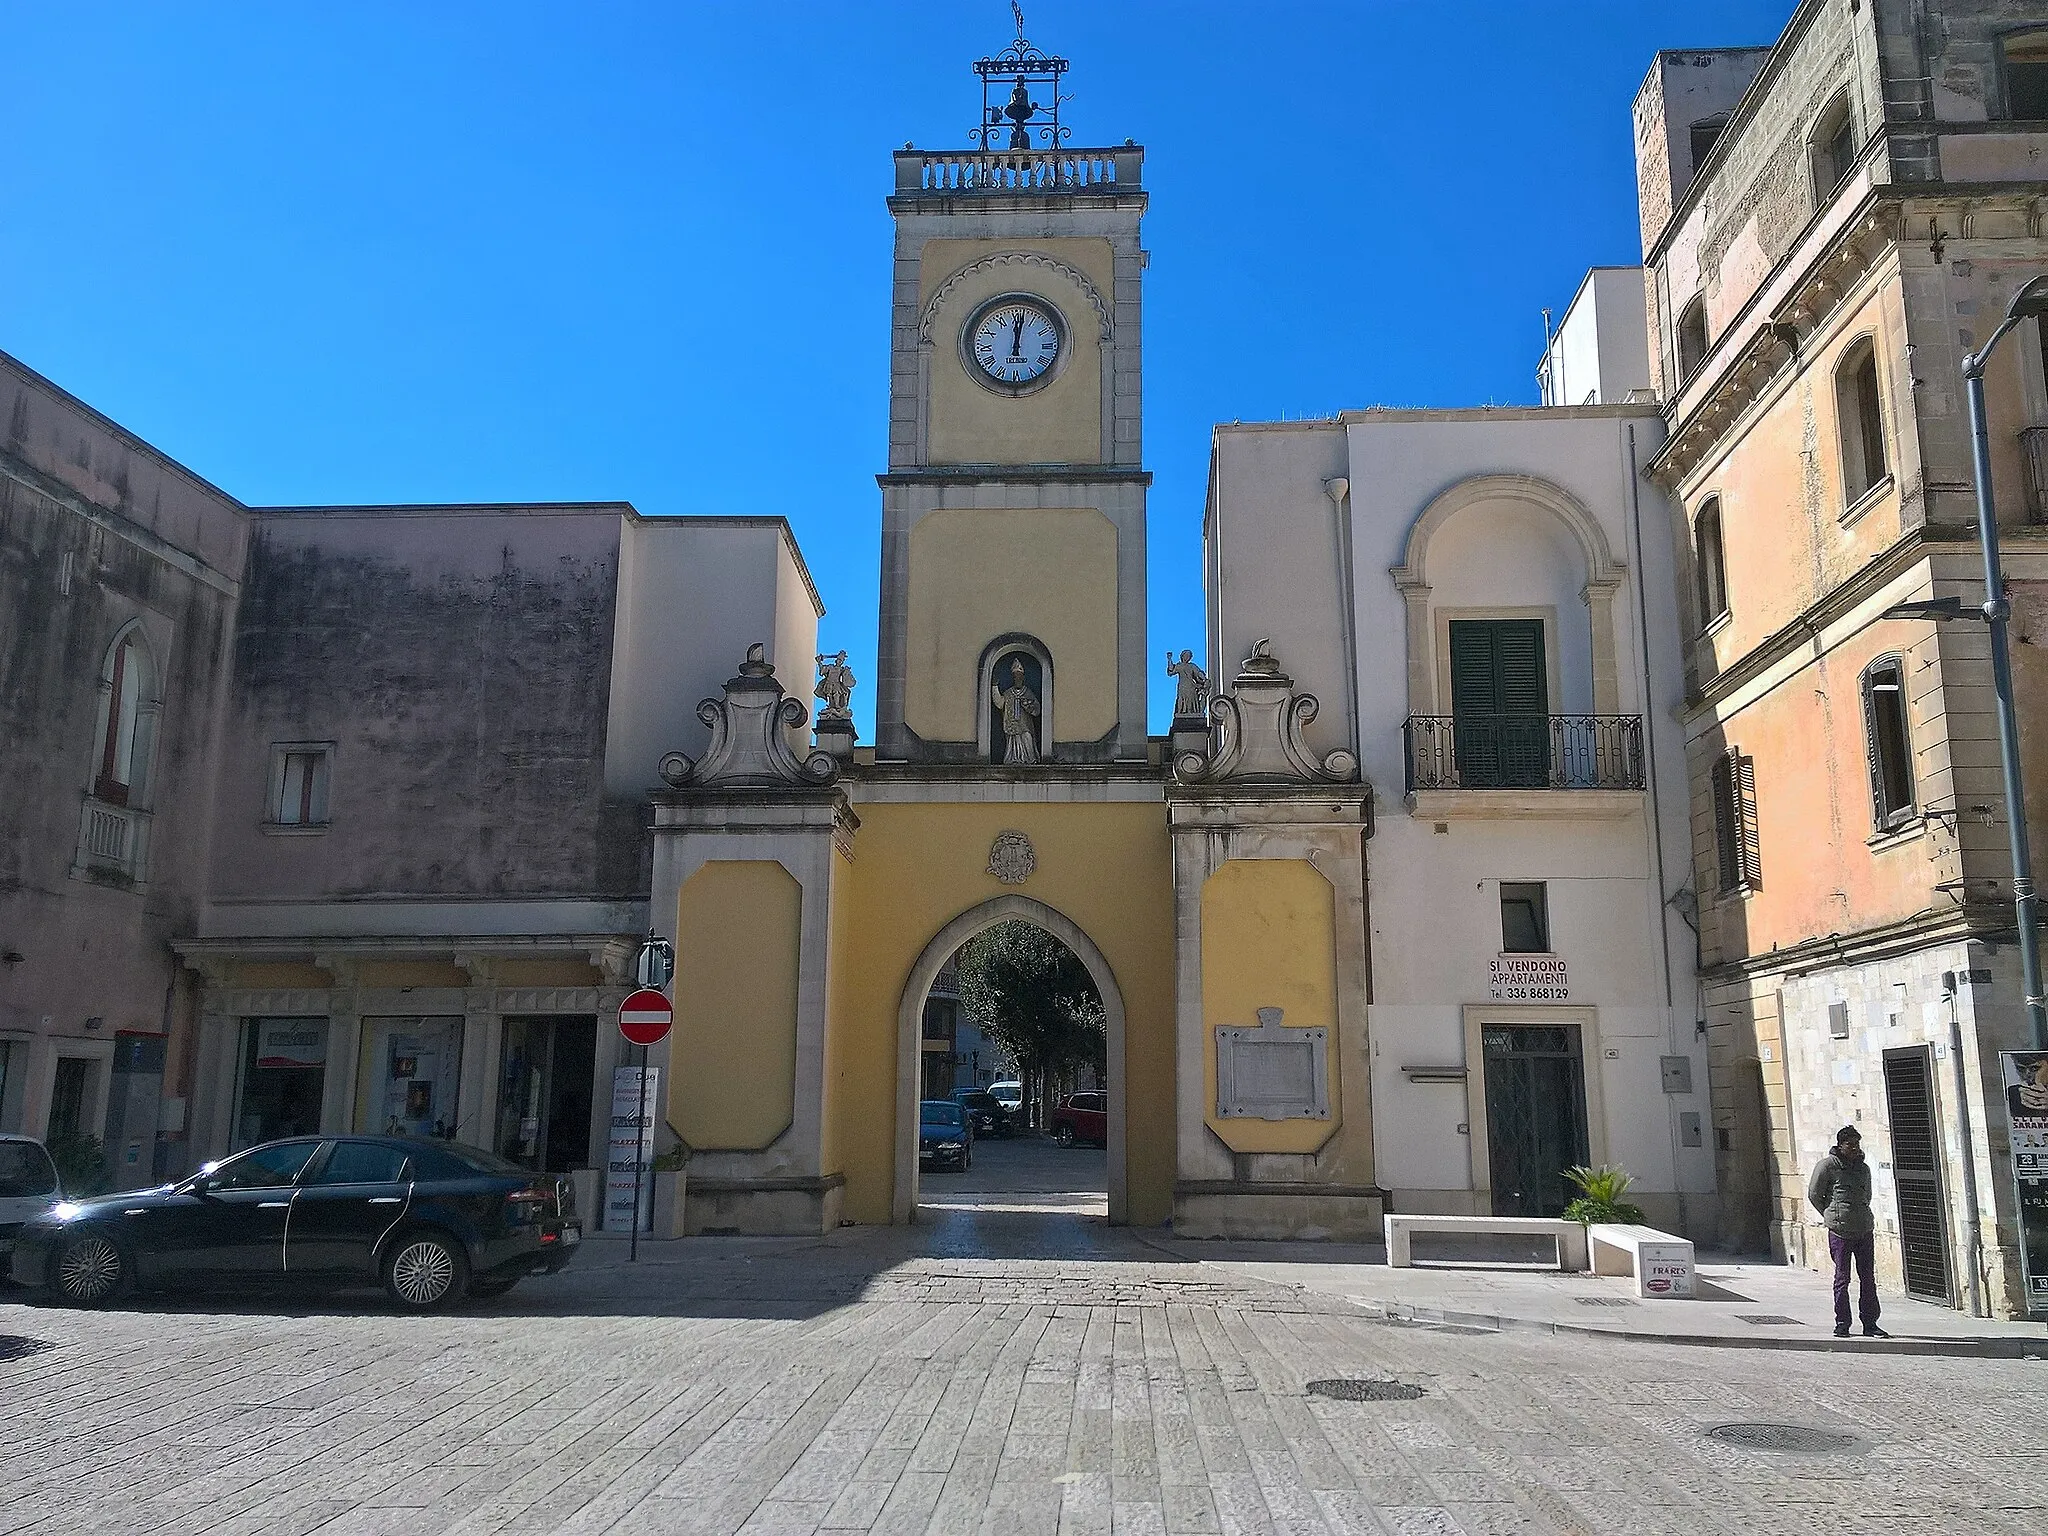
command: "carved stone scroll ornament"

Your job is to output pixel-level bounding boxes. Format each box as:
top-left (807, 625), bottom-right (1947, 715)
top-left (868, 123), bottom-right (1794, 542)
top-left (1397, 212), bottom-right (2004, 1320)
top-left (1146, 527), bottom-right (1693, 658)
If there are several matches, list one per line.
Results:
top-left (986, 829), bottom-right (1036, 885)
top-left (658, 644), bottom-right (839, 789)
top-left (1171, 639), bottom-right (1360, 786)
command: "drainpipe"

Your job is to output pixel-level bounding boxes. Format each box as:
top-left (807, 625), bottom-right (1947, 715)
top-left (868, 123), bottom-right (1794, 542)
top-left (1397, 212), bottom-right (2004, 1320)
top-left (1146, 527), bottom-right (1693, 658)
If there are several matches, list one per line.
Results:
top-left (1324, 475), bottom-right (1363, 758)
top-left (1948, 997), bottom-right (1987, 1318)
top-left (1622, 420), bottom-right (1690, 1230)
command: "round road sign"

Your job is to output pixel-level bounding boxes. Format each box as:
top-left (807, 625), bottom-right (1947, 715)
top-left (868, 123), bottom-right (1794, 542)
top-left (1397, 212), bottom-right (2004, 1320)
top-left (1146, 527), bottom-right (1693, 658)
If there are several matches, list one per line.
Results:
top-left (618, 988), bottom-right (673, 1046)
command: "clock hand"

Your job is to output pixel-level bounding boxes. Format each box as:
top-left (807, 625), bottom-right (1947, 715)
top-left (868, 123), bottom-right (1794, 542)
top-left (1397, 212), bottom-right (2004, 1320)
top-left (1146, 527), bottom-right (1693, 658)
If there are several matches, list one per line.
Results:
top-left (1010, 313), bottom-right (1024, 359)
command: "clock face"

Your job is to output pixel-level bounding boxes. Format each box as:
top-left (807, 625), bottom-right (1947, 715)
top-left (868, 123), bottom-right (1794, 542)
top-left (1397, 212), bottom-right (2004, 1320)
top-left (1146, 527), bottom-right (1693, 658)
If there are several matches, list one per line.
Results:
top-left (969, 300), bottom-right (1061, 386)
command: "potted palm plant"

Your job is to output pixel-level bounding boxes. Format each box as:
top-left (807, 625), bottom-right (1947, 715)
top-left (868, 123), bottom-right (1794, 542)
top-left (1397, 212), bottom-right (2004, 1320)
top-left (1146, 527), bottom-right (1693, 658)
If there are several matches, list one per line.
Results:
top-left (1562, 1164), bottom-right (1645, 1226)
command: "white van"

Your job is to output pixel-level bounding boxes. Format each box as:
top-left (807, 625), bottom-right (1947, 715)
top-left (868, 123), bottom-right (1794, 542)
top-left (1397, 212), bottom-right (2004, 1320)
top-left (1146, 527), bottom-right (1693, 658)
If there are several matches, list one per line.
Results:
top-left (0, 1135), bottom-right (64, 1263)
top-left (988, 1080), bottom-right (1023, 1114)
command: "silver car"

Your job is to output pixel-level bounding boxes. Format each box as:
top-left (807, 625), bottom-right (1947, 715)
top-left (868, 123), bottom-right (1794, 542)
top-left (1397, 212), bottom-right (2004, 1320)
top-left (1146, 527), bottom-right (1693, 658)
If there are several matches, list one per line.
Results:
top-left (0, 1135), bottom-right (64, 1263)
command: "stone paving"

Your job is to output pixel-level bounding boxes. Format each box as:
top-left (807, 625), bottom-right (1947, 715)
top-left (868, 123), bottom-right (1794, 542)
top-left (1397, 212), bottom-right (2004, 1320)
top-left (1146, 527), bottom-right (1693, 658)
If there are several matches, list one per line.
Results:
top-left (2, 1144), bottom-right (2046, 1534)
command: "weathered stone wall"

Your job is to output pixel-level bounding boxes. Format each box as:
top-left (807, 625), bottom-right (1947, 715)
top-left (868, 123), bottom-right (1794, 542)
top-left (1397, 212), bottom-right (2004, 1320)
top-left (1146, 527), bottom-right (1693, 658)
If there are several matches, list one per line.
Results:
top-left (206, 507), bottom-right (641, 905)
top-left (0, 354), bottom-right (246, 1169)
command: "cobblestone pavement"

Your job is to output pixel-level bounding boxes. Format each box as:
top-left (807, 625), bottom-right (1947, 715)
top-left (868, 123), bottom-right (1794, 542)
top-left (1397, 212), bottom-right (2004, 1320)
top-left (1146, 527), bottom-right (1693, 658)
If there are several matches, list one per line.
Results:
top-left (3, 1167), bottom-right (2046, 1534)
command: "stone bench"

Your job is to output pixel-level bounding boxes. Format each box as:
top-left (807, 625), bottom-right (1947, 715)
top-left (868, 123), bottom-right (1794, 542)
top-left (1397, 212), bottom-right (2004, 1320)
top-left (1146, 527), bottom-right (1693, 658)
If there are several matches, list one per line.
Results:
top-left (1383, 1214), bottom-right (1589, 1271)
top-left (1587, 1223), bottom-right (1695, 1298)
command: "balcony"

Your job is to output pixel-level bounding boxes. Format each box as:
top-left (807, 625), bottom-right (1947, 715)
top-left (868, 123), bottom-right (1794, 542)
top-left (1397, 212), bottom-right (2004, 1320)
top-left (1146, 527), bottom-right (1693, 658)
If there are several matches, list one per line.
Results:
top-left (1403, 715), bottom-right (1647, 820)
top-left (893, 146), bottom-right (1142, 196)
top-left (70, 795), bottom-right (151, 884)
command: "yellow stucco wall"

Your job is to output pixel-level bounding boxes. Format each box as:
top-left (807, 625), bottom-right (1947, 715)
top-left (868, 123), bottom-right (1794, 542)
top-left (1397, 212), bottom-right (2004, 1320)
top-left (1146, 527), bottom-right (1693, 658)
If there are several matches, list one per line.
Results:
top-left (921, 237), bottom-right (1110, 466)
top-left (672, 859), bottom-right (802, 1150)
top-left (903, 506), bottom-right (1118, 745)
top-left (1199, 858), bottom-right (1340, 1155)
top-left (827, 800), bottom-right (1174, 1225)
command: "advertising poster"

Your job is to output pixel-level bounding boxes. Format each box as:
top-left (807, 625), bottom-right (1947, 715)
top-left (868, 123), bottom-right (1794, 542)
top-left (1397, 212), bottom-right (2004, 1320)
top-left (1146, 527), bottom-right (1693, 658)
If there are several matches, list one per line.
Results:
top-left (2001, 1050), bottom-right (2048, 1316)
top-left (605, 1064), bottom-right (659, 1233)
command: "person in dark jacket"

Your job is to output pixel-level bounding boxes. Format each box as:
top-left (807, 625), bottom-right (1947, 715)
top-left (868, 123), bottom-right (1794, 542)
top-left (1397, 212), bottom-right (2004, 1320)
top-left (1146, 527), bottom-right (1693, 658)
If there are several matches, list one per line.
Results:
top-left (1808, 1125), bottom-right (1888, 1338)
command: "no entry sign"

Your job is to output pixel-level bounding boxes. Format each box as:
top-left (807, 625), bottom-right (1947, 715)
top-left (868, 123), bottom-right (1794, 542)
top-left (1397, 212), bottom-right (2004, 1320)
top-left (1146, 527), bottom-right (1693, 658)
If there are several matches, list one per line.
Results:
top-left (618, 989), bottom-right (673, 1046)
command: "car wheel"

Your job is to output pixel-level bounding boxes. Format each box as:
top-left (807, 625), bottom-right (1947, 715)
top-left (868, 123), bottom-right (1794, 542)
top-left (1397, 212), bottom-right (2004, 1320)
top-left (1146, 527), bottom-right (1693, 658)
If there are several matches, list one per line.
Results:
top-left (1054, 1124), bottom-right (1075, 1148)
top-left (468, 1278), bottom-right (519, 1300)
top-left (383, 1231), bottom-right (469, 1311)
top-left (52, 1232), bottom-right (130, 1308)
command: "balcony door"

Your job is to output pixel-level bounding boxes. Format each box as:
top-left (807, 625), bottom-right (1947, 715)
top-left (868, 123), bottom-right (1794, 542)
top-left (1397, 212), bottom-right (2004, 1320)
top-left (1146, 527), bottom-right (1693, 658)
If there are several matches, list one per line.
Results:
top-left (1449, 619), bottom-right (1549, 788)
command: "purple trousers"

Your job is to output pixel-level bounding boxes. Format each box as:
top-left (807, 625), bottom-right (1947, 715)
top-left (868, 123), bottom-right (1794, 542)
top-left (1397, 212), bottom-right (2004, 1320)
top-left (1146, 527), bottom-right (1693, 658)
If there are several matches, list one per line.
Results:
top-left (1829, 1231), bottom-right (1879, 1328)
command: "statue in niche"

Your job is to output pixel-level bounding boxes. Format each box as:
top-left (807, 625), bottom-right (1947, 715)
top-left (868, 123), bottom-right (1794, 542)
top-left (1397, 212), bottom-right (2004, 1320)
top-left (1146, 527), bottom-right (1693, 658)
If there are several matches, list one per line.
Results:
top-left (813, 650), bottom-right (856, 721)
top-left (1166, 649), bottom-right (1211, 720)
top-left (991, 656), bottom-right (1042, 765)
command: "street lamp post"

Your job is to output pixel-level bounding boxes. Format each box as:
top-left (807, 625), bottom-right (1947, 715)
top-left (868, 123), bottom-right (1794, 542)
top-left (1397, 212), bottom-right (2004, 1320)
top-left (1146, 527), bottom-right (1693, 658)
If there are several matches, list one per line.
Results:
top-left (1958, 275), bottom-right (2048, 1052)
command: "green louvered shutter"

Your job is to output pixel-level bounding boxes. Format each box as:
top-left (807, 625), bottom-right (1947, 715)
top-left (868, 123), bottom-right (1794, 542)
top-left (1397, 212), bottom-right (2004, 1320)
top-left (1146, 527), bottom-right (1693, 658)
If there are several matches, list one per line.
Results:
top-left (1449, 620), bottom-right (1548, 788)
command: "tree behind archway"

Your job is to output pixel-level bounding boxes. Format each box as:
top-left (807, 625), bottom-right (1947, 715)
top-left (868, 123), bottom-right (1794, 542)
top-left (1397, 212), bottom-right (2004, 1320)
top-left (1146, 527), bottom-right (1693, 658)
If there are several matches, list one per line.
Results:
top-left (955, 921), bottom-right (1105, 1124)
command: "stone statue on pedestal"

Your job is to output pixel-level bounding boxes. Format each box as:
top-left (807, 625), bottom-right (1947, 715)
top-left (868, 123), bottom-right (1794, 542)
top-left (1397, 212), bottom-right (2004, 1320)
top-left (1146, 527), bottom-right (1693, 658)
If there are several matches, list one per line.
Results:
top-left (991, 657), bottom-right (1042, 765)
top-left (1166, 649), bottom-right (1210, 720)
top-left (814, 651), bottom-right (856, 721)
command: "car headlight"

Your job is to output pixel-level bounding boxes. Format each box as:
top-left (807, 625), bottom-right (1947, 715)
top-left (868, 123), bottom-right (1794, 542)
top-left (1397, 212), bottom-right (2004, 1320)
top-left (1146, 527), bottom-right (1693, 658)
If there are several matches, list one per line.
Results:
top-left (49, 1203), bottom-right (84, 1222)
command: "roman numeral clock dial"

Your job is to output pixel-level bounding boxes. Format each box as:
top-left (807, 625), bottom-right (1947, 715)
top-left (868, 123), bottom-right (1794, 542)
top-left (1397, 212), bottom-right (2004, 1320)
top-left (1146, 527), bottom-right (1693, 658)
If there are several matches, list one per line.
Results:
top-left (967, 298), bottom-right (1061, 389)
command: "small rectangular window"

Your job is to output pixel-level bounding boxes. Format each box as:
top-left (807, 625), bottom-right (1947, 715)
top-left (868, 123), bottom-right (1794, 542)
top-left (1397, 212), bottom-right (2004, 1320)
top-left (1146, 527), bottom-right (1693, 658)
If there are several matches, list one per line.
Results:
top-left (2005, 32), bottom-right (2048, 120)
top-left (269, 744), bottom-right (332, 827)
top-left (1500, 882), bottom-right (1550, 953)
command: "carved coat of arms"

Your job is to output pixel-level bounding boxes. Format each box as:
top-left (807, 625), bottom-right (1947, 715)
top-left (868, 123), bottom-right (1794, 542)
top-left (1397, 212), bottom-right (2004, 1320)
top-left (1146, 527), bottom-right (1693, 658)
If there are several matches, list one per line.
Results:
top-left (987, 830), bottom-right (1036, 885)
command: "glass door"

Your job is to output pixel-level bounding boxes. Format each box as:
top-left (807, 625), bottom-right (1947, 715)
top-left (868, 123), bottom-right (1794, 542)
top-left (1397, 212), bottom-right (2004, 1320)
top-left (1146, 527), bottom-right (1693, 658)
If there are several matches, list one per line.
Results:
top-left (495, 1016), bottom-right (597, 1171)
top-left (233, 1018), bottom-right (328, 1150)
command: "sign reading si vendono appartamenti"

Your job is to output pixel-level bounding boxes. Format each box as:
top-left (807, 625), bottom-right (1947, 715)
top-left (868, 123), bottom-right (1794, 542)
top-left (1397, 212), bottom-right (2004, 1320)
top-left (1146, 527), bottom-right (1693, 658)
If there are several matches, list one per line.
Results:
top-left (2001, 1050), bottom-right (2048, 1316)
top-left (1489, 956), bottom-right (1569, 1002)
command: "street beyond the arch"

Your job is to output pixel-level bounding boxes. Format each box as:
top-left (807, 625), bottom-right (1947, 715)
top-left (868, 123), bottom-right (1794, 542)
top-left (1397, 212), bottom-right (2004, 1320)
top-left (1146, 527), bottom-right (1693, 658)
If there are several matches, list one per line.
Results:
top-left (3, 1140), bottom-right (2043, 1536)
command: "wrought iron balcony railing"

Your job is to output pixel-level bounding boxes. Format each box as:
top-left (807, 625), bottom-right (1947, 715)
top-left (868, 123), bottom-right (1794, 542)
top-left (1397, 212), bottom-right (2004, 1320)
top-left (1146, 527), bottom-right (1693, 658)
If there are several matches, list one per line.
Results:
top-left (894, 146), bottom-right (1142, 195)
top-left (1403, 715), bottom-right (1646, 793)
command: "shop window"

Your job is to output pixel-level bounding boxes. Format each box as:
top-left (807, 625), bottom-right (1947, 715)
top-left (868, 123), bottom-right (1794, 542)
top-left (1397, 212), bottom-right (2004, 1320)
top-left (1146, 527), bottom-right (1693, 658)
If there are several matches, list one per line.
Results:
top-left (357, 1016), bottom-right (462, 1138)
top-left (1500, 882), bottom-right (1551, 953)
top-left (1712, 749), bottom-right (1762, 895)
top-left (1810, 95), bottom-right (1856, 203)
top-left (234, 1018), bottom-right (328, 1150)
top-left (496, 1015), bottom-right (596, 1172)
top-left (1676, 297), bottom-right (1709, 383)
top-left (1836, 338), bottom-right (1889, 505)
top-left (1694, 496), bottom-right (1729, 626)
top-left (1862, 655), bottom-right (1917, 831)
top-left (268, 743), bottom-right (332, 828)
top-left (2002, 31), bottom-right (2048, 120)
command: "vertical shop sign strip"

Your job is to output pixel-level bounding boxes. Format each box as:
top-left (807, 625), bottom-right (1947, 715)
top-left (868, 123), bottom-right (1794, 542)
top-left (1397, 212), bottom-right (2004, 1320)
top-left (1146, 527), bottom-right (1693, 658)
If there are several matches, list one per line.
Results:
top-left (2001, 1051), bottom-right (2048, 1316)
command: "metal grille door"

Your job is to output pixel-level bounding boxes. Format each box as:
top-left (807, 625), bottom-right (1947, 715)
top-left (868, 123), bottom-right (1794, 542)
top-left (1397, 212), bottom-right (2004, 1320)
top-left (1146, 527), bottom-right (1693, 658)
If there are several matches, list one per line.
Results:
top-left (1881, 1046), bottom-right (1955, 1305)
top-left (1483, 1025), bottom-right (1590, 1217)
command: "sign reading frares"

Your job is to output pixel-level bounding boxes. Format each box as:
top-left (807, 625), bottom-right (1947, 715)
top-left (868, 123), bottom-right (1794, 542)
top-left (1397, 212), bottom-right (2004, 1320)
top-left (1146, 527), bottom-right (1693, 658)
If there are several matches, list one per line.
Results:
top-left (2001, 1050), bottom-right (2048, 1315)
top-left (1489, 956), bottom-right (1569, 1002)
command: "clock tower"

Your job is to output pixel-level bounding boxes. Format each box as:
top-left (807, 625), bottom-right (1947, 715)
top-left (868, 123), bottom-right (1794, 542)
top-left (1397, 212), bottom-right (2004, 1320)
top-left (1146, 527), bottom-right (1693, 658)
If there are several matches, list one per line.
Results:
top-left (874, 34), bottom-right (1148, 765)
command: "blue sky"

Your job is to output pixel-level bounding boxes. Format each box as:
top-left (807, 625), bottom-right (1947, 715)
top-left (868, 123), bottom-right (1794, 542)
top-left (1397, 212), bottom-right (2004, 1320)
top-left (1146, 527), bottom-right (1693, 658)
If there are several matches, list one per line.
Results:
top-left (1, 2), bottom-right (1793, 736)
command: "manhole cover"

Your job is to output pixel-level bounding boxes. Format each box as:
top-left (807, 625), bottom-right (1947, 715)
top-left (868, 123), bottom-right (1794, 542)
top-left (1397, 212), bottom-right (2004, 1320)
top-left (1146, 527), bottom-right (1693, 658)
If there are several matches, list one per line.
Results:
top-left (1306, 1379), bottom-right (1425, 1402)
top-left (0, 1336), bottom-right (52, 1363)
top-left (1574, 1297), bottom-right (1637, 1308)
top-left (1705, 1422), bottom-right (1863, 1455)
top-left (1733, 1314), bottom-right (1804, 1326)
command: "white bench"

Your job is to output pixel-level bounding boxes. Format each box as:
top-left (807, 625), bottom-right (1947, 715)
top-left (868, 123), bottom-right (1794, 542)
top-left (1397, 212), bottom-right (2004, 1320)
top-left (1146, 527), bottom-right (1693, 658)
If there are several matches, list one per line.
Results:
top-left (1384, 1214), bottom-right (1589, 1271)
top-left (1587, 1223), bottom-right (1695, 1298)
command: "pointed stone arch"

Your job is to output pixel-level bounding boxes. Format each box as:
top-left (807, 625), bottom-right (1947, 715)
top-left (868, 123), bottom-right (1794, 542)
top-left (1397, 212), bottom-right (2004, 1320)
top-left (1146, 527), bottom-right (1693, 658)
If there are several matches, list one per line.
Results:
top-left (1387, 472), bottom-right (1627, 717)
top-left (893, 893), bottom-right (1127, 1223)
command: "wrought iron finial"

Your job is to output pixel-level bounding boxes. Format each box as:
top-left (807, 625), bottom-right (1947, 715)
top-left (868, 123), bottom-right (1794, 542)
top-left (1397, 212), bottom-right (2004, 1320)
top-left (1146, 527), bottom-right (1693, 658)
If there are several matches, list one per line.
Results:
top-left (971, 9), bottom-right (1072, 150)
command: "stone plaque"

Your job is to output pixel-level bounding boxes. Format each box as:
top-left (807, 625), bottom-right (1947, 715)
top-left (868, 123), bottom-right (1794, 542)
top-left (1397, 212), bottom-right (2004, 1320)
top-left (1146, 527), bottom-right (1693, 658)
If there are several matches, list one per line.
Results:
top-left (1215, 1006), bottom-right (1329, 1120)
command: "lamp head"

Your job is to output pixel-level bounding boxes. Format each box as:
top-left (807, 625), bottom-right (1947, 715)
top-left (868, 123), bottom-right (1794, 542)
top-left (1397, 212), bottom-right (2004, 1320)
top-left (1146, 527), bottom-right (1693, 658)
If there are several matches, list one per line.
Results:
top-left (2007, 274), bottom-right (2048, 321)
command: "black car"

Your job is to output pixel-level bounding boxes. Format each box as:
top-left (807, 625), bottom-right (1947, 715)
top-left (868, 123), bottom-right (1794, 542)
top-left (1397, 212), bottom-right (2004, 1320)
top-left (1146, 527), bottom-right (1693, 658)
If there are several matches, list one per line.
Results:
top-left (952, 1088), bottom-right (1012, 1139)
top-left (8, 1135), bottom-right (579, 1312)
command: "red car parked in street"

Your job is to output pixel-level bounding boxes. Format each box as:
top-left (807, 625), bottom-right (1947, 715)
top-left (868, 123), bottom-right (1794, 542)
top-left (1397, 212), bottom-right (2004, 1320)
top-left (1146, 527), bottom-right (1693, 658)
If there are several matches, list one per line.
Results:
top-left (1050, 1091), bottom-right (1107, 1148)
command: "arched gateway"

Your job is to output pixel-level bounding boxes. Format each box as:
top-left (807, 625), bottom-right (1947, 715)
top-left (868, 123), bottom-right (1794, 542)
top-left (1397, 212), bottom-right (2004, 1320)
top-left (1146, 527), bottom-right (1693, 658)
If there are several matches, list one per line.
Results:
top-left (636, 43), bottom-right (1377, 1246)
top-left (894, 895), bottom-right (1129, 1222)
